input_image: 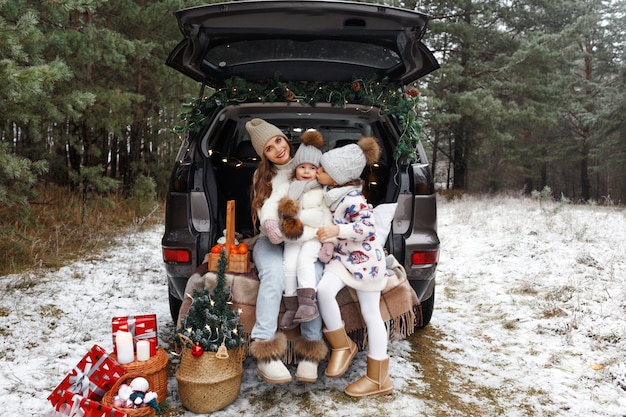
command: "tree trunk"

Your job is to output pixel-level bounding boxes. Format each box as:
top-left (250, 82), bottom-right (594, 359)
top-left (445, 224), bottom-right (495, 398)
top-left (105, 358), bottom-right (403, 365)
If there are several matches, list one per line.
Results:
top-left (452, 127), bottom-right (467, 190)
top-left (580, 139), bottom-right (591, 201)
top-left (110, 134), bottom-right (118, 179)
top-left (431, 130), bottom-right (439, 180)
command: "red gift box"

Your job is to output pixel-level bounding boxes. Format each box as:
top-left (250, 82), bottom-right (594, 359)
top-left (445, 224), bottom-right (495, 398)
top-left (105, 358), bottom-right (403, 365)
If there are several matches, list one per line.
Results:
top-left (111, 314), bottom-right (158, 357)
top-left (48, 344), bottom-right (125, 406)
top-left (51, 392), bottom-right (127, 417)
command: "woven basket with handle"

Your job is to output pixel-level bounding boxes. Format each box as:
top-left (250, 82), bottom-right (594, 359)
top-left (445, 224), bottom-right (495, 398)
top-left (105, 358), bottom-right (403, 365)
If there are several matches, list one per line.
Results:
top-left (110, 347), bottom-right (168, 403)
top-left (176, 333), bottom-right (244, 413)
top-left (102, 372), bottom-right (156, 417)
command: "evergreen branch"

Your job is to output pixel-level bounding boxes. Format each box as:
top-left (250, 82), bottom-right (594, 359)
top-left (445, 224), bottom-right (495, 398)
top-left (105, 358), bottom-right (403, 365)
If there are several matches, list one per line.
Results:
top-left (176, 248), bottom-right (244, 352)
top-left (172, 74), bottom-right (424, 162)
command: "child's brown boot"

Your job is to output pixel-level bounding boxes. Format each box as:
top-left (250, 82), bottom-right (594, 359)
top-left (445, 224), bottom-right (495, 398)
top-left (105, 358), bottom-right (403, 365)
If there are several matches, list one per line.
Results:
top-left (322, 324), bottom-right (358, 378)
top-left (344, 355), bottom-right (393, 397)
top-left (293, 288), bottom-right (319, 323)
top-left (279, 295), bottom-right (299, 330)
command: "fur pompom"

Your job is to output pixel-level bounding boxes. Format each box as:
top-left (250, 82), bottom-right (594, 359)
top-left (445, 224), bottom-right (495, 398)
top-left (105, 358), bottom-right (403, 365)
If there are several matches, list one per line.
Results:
top-left (278, 197), bottom-right (299, 218)
top-left (300, 129), bottom-right (324, 149)
top-left (357, 136), bottom-right (381, 165)
top-left (282, 217), bottom-right (304, 239)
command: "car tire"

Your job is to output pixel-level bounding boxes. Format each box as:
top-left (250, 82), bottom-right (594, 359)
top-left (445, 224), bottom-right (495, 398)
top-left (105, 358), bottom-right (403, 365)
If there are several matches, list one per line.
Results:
top-left (169, 291), bottom-right (182, 324)
top-left (417, 291), bottom-right (435, 328)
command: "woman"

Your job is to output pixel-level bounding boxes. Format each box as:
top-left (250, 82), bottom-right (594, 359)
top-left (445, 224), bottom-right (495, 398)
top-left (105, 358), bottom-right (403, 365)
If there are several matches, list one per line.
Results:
top-left (245, 118), bottom-right (328, 384)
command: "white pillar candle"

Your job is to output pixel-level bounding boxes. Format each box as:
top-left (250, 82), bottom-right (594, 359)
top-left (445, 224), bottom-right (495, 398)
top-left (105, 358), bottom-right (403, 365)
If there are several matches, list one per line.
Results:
top-left (136, 340), bottom-right (150, 361)
top-left (115, 331), bottom-right (134, 364)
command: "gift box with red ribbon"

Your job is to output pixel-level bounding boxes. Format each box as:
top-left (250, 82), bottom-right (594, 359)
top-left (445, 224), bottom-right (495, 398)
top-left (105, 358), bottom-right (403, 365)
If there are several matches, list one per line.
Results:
top-left (111, 314), bottom-right (158, 357)
top-left (47, 344), bottom-right (125, 406)
top-left (50, 392), bottom-right (127, 417)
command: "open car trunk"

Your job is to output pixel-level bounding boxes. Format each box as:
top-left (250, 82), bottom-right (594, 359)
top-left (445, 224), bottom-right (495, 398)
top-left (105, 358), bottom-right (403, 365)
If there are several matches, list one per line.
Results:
top-left (166, 0), bottom-right (439, 86)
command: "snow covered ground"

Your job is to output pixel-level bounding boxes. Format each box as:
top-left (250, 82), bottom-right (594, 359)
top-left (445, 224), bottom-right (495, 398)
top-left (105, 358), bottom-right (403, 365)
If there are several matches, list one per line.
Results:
top-left (1, 194), bottom-right (625, 416)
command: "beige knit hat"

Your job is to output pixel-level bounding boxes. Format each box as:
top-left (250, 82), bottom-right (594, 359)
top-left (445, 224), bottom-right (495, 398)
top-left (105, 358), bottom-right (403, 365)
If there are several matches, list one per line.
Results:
top-left (320, 136), bottom-right (381, 185)
top-left (245, 118), bottom-right (286, 158)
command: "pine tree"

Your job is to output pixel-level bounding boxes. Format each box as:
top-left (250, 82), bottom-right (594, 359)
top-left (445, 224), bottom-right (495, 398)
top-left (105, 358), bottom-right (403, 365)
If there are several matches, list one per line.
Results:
top-left (177, 249), bottom-right (245, 353)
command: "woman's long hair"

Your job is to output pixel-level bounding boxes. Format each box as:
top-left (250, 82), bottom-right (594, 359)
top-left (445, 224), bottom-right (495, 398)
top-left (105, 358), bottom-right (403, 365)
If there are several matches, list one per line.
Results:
top-left (250, 143), bottom-right (295, 230)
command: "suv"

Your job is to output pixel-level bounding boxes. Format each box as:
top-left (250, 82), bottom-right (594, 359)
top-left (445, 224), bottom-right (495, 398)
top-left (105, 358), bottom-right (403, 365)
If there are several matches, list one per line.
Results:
top-left (162, 0), bottom-right (440, 328)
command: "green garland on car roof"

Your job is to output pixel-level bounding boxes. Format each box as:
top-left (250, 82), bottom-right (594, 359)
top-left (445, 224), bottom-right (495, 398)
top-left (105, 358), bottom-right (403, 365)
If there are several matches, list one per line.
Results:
top-left (173, 74), bottom-right (423, 162)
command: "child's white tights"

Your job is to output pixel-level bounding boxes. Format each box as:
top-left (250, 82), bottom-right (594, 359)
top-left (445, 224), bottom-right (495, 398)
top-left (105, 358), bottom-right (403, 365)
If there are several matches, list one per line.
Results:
top-left (317, 270), bottom-right (388, 359)
top-left (283, 239), bottom-right (321, 295)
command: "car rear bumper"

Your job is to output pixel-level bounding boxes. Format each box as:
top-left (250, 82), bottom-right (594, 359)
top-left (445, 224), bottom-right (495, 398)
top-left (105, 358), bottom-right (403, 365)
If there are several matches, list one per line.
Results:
top-left (407, 265), bottom-right (436, 301)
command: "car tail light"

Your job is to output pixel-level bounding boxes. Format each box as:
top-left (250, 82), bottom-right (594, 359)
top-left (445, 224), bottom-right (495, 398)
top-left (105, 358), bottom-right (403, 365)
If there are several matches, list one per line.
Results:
top-left (170, 162), bottom-right (191, 192)
top-left (410, 163), bottom-right (435, 195)
top-left (411, 250), bottom-right (438, 266)
top-left (163, 248), bottom-right (191, 263)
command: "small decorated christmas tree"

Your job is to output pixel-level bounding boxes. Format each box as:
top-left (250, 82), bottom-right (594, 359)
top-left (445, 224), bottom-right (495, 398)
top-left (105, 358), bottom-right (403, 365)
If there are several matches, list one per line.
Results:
top-left (177, 249), bottom-right (245, 353)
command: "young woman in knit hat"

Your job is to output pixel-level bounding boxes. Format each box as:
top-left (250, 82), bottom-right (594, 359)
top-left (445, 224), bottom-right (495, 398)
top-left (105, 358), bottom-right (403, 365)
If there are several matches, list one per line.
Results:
top-left (276, 129), bottom-right (335, 333)
top-left (244, 118), bottom-right (328, 385)
top-left (315, 136), bottom-right (393, 397)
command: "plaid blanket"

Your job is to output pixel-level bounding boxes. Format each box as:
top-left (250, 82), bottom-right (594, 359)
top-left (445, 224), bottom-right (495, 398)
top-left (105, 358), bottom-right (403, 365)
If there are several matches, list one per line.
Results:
top-left (177, 255), bottom-right (421, 363)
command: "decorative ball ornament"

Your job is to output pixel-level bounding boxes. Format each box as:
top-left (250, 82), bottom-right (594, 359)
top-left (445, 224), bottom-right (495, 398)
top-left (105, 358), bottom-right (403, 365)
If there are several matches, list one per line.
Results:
top-left (130, 377), bottom-right (149, 393)
top-left (191, 344), bottom-right (204, 357)
top-left (113, 378), bottom-right (160, 411)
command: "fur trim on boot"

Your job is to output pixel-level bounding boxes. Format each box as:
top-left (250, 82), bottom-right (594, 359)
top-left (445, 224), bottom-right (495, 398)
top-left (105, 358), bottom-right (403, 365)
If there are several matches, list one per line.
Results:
top-left (294, 337), bottom-right (329, 383)
top-left (249, 333), bottom-right (288, 361)
top-left (294, 337), bottom-right (329, 363)
top-left (249, 333), bottom-right (292, 384)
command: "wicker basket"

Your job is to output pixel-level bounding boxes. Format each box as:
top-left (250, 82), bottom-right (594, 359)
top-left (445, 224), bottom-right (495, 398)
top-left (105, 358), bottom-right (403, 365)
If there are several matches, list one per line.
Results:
top-left (102, 372), bottom-right (156, 417)
top-left (110, 347), bottom-right (168, 403)
top-left (176, 334), bottom-right (244, 413)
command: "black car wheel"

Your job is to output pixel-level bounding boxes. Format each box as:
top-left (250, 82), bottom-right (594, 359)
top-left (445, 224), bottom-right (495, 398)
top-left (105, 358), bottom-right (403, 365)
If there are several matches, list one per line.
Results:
top-left (418, 291), bottom-right (435, 328)
top-left (169, 291), bottom-right (182, 324)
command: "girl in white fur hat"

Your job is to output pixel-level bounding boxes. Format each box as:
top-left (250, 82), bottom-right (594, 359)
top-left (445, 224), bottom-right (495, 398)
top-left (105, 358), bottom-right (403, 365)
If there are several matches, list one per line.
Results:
top-left (315, 136), bottom-right (393, 397)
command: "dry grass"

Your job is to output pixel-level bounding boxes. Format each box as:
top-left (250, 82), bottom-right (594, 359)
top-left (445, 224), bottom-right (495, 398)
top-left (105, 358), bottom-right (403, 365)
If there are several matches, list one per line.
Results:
top-left (0, 182), bottom-right (162, 275)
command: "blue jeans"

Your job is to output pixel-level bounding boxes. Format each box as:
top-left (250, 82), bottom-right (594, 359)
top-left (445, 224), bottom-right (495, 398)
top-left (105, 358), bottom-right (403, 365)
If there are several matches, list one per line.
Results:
top-left (252, 236), bottom-right (322, 341)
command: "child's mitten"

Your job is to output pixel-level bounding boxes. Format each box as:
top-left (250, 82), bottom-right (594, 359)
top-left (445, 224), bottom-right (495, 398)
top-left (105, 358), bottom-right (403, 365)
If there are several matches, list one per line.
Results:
top-left (318, 241), bottom-right (335, 263)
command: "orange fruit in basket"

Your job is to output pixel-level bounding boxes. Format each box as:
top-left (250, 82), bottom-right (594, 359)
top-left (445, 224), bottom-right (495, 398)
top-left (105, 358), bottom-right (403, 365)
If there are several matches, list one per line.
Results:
top-left (210, 244), bottom-right (222, 254)
top-left (237, 243), bottom-right (248, 254)
top-left (230, 243), bottom-right (238, 253)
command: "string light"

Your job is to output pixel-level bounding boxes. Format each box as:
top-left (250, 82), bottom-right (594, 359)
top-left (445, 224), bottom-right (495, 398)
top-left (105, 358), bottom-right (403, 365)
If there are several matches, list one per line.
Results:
top-left (173, 74), bottom-right (424, 161)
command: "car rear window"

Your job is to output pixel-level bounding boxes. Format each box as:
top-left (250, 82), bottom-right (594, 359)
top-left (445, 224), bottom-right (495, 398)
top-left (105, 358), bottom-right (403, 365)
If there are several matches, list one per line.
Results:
top-left (205, 39), bottom-right (402, 70)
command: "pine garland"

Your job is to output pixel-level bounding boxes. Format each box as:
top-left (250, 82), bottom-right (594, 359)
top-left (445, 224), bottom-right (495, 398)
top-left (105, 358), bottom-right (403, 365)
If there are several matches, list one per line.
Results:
top-left (177, 249), bottom-right (245, 352)
top-left (172, 74), bottom-right (423, 162)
